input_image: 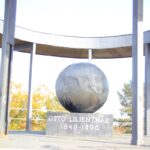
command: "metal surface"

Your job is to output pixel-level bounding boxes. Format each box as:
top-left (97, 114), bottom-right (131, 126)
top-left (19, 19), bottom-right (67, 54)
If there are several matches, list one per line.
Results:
top-left (144, 44), bottom-right (150, 136)
top-left (0, 0), bottom-right (17, 135)
top-left (26, 43), bottom-right (36, 131)
top-left (56, 63), bottom-right (109, 113)
top-left (131, 0), bottom-right (144, 145)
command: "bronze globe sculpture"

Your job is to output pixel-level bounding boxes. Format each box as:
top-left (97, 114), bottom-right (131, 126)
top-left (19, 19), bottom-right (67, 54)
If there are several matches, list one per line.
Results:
top-left (55, 62), bottom-right (109, 113)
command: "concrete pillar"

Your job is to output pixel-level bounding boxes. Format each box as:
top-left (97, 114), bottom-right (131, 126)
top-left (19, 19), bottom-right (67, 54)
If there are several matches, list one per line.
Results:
top-left (131, 0), bottom-right (144, 145)
top-left (0, 0), bottom-right (17, 135)
top-left (144, 44), bottom-right (150, 136)
top-left (88, 49), bottom-right (92, 62)
top-left (26, 43), bottom-right (36, 131)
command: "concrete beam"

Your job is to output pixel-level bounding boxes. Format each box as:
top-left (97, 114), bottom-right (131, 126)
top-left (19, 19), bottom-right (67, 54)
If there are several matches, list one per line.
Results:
top-left (1, 18), bottom-right (150, 58)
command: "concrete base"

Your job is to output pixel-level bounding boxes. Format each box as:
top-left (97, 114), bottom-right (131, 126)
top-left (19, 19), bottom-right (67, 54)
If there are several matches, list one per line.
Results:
top-left (46, 112), bottom-right (113, 137)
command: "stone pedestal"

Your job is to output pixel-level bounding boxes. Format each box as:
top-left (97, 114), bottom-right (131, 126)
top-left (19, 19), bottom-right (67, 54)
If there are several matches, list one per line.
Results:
top-left (46, 112), bottom-right (113, 137)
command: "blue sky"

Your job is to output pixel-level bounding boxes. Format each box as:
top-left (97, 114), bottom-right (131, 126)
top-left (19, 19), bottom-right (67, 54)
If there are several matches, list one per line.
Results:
top-left (0, 0), bottom-right (149, 118)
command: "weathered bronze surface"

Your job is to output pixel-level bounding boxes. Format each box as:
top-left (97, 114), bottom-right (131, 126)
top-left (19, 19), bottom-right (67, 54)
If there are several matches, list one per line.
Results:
top-left (56, 63), bottom-right (109, 113)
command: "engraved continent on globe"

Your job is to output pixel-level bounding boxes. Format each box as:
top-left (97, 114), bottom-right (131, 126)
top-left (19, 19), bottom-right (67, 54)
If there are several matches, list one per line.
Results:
top-left (55, 62), bottom-right (109, 113)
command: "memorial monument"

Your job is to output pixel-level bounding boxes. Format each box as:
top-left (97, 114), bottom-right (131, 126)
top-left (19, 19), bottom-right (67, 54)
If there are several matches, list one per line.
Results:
top-left (46, 62), bottom-right (113, 136)
top-left (56, 62), bottom-right (109, 113)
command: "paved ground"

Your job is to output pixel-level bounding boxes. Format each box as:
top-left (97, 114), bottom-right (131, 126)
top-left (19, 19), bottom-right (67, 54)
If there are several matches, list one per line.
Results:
top-left (0, 133), bottom-right (150, 150)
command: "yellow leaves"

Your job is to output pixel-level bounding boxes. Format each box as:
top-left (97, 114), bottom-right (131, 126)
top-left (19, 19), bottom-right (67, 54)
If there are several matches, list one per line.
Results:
top-left (9, 119), bottom-right (26, 130)
top-left (10, 82), bottom-right (28, 108)
top-left (31, 120), bottom-right (46, 131)
top-left (9, 82), bottom-right (67, 131)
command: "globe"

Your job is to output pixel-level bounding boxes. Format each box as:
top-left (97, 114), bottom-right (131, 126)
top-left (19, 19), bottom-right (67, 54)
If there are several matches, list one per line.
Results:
top-left (55, 62), bottom-right (109, 113)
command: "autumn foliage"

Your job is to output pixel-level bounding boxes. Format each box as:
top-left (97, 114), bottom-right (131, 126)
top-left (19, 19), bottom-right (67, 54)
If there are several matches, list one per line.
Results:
top-left (9, 82), bottom-right (67, 131)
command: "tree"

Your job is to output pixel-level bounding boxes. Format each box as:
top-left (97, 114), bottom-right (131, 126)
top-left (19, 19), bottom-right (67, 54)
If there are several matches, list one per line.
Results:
top-left (117, 81), bottom-right (132, 133)
top-left (9, 82), bottom-right (67, 131)
top-left (31, 84), bottom-right (67, 131)
top-left (9, 82), bottom-right (28, 130)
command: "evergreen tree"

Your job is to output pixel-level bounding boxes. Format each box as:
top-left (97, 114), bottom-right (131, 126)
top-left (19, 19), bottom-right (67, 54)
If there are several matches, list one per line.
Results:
top-left (117, 81), bottom-right (132, 133)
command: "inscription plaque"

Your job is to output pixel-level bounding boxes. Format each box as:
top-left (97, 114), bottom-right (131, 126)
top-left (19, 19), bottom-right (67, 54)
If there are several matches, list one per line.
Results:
top-left (46, 112), bottom-right (113, 136)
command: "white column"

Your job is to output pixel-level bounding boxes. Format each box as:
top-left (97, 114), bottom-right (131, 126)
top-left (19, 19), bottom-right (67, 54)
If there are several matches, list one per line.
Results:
top-left (88, 49), bottom-right (92, 62)
top-left (0, 0), bottom-right (17, 135)
top-left (144, 44), bottom-right (150, 136)
top-left (26, 43), bottom-right (36, 131)
top-left (131, 0), bottom-right (144, 145)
